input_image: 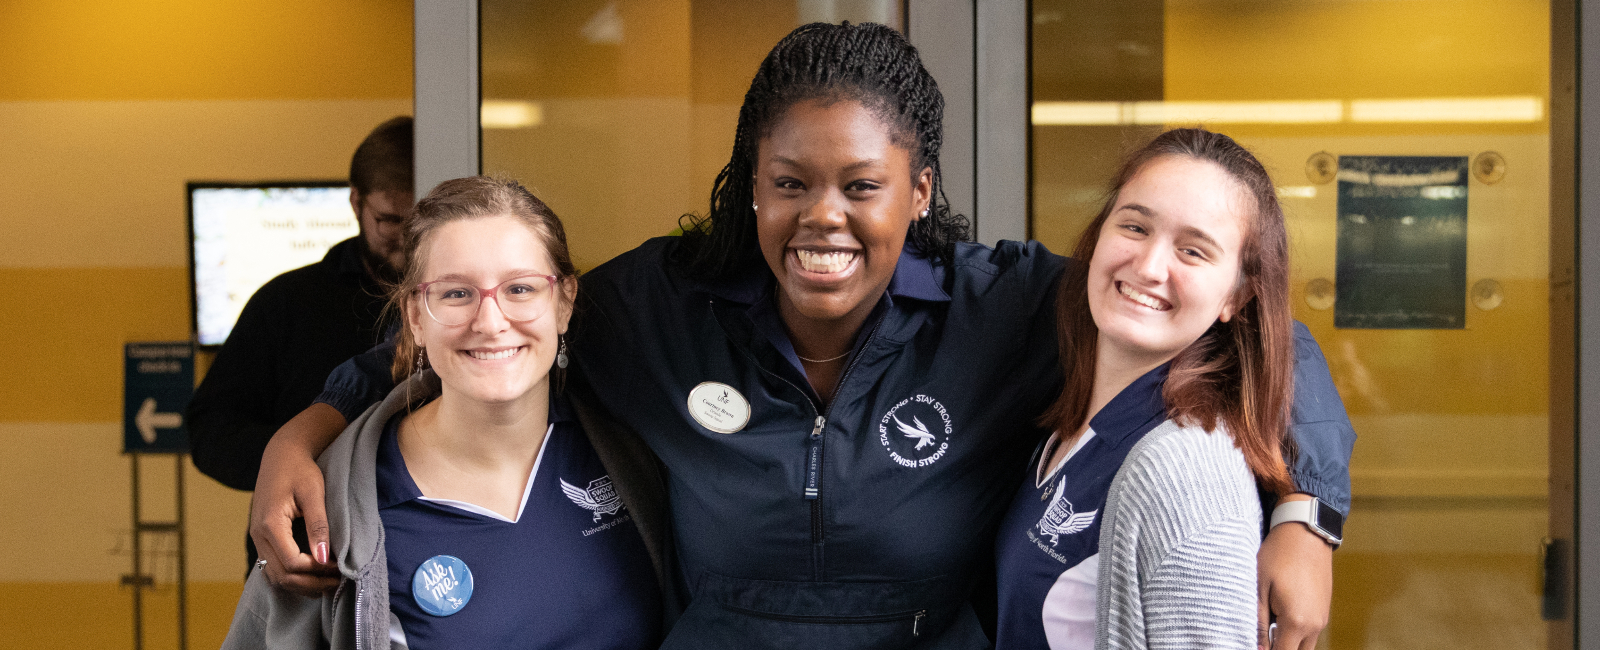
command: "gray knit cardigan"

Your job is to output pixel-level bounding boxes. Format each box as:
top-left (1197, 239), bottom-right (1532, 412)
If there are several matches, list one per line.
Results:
top-left (1095, 420), bottom-right (1261, 650)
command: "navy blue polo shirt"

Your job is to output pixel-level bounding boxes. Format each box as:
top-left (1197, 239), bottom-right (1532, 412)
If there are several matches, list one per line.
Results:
top-left (993, 365), bottom-right (1169, 649)
top-left (376, 398), bottom-right (661, 650)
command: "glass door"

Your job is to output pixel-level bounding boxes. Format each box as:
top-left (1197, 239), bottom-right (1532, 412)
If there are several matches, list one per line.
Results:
top-left (478, 0), bottom-right (904, 270)
top-left (1031, 1), bottom-right (1571, 648)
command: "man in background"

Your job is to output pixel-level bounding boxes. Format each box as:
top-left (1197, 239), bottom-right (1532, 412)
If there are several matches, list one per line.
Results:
top-left (188, 116), bottom-right (413, 573)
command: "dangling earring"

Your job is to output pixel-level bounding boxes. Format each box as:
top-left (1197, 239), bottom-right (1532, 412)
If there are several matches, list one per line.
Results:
top-left (556, 335), bottom-right (569, 369)
top-left (415, 348), bottom-right (426, 375)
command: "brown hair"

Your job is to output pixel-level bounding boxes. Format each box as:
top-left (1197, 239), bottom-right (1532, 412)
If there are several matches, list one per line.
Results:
top-left (350, 116), bottom-right (413, 196)
top-left (1040, 128), bottom-right (1295, 493)
top-left (387, 176), bottom-right (578, 384)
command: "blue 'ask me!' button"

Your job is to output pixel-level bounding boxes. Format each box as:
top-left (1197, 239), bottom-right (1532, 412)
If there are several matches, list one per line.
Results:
top-left (412, 555), bottom-right (474, 616)
top-left (123, 342), bottom-right (194, 454)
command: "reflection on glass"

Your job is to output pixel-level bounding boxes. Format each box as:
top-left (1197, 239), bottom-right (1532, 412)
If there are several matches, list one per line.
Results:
top-left (481, 0), bottom-right (902, 270)
top-left (1031, 97), bottom-right (1544, 126)
top-left (1032, 1), bottom-right (1553, 648)
top-left (481, 100), bottom-right (545, 129)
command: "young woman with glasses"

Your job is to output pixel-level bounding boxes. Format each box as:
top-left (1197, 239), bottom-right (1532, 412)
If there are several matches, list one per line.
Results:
top-left (221, 177), bottom-right (665, 650)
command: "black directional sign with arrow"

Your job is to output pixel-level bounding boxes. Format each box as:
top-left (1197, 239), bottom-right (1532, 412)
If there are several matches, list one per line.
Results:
top-left (123, 342), bottom-right (193, 453)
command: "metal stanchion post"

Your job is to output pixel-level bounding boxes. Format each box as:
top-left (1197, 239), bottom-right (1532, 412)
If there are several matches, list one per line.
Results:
top-left (122, 451), bottom-right (188, 649)
top-left (176, 453), bottom-right (187, 650)
top-left (130, 453), bottom-right (142, 650)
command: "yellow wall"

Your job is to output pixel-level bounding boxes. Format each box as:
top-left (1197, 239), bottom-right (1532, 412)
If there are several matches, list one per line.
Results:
top-left (0, 1), bottom-right (410, 647)
top-left (0, 0), bottom-right (411, 101)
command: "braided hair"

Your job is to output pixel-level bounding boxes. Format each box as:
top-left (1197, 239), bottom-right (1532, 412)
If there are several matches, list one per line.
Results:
top-left (677, 21), bottom-right (969, 279)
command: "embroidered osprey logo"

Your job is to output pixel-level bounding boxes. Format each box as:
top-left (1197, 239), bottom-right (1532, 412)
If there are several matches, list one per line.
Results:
top-left (878, 394), bottom-right (953, 469)
top-left (560, 476), bottom-right (624, 522)
top-left (1037, 476), bottom-right (1098, 546)
top-left (894, 414), bottom-right (937, 450)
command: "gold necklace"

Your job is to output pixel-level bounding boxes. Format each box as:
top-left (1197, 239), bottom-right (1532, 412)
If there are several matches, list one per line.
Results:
top-left (797, 350), bottom-right (851, 363)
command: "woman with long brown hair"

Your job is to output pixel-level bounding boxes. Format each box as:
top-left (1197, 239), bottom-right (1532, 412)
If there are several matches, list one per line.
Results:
top-left (994, 128), bottom-right (1299, 649)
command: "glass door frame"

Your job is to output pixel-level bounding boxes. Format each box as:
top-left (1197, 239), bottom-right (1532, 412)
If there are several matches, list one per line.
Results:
top-left (1574, 0), bottom-right (1597, 646)
top-left (905, 0), bottom-right (1029, 245)
top-left (413, 0), bottom-right (480, 199)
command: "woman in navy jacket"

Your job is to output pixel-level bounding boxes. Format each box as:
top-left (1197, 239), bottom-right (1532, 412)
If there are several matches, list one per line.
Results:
top-left (250, 22), bottom-right (1353, 649)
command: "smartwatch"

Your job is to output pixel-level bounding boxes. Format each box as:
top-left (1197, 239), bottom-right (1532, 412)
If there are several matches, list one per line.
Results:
top-left (1269, 497), bottom-right (1344, 549)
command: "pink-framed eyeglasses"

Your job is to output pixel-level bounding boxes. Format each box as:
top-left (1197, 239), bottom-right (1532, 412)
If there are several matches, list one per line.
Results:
top-left (415, 274), bottom-right (561, 326)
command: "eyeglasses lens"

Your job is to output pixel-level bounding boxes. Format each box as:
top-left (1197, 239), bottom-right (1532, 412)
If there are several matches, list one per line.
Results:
top-left (424, 277), bottom-right (552, 326)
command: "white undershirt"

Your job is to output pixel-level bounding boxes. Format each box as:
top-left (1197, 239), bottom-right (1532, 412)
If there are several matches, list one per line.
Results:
top-left (1043, 555), bottom-right (1099, 649)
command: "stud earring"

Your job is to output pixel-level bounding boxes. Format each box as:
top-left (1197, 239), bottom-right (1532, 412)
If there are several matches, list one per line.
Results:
top-left (920, 209), bottom-right (929, 218)
top-left (556, 335), bottom-right (569, 369)
top-left (752, 202), bottom-right (758, 212)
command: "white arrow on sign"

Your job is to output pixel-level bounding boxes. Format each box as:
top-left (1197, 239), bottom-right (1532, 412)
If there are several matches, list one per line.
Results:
top-left (136, 397), bottom-right (182, 444)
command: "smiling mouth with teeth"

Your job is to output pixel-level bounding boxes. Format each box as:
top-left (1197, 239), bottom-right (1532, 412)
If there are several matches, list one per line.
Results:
top-left (1117, 282), bottom-right (1171, 311)
top-left (467, 347), bottom-right (522, 361)
top-left (794, 249), bottom-right (858, 274)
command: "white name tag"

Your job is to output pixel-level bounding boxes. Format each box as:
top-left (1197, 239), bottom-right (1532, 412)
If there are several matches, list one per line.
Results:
top-left (687, 382), bottom-right (751, 434)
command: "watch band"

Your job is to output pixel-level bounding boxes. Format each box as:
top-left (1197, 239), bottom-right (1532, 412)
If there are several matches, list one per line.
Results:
top-left (1269, 498), bottom-right (1343, 548)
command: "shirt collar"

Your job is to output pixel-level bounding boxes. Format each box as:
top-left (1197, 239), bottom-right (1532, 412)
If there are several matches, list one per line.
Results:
top-left (1086, 364), bottom-right (1170, 445)
top-left (702, 241), bottom-right (951, 306)
top-left (548, 392), bottom-right (576, 425)
top-left (375, 414), bottom-right (421, 509)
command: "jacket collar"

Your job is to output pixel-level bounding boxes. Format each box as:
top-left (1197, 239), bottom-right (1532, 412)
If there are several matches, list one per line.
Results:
top-left (699, 242), bottom-right (948, 405)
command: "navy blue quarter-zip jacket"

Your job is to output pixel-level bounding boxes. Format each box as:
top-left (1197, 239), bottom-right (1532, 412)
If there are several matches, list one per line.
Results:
top-left (569, 237), bottom-right (1065, 648)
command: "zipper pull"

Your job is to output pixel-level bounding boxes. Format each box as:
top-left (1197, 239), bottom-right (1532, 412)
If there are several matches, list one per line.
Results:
top-left (804, 416), bottom-right (824, 500)
top-left (913, 610), bottom-right (926, 636)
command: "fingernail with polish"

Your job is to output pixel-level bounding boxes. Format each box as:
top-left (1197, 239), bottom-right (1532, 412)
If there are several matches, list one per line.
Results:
top-left (315, 542), bottom-right (329, 565)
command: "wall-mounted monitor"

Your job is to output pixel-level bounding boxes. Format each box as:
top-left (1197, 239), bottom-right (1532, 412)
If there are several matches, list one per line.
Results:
top-left (188, 182), bottom-right (360, 347)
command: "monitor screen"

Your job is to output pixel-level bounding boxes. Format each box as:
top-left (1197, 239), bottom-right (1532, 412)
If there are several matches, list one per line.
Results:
top-left (188, 182), bottom-right (360, 346)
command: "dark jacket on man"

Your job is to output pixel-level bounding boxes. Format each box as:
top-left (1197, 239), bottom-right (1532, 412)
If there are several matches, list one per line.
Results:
top-left (189, 236), bottom-right (390, 491)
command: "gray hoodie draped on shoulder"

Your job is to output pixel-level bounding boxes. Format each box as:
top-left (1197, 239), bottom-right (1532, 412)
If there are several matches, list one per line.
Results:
top-left (220, 370), bottom-right (676, 650)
